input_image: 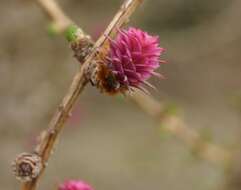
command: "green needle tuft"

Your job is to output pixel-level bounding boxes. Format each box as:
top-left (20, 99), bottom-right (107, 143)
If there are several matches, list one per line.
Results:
top-left (65, 25), bottom-right (79, 42)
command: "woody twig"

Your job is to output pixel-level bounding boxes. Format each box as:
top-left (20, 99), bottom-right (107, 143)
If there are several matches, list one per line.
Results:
top-left (19, 0), bottom-right (144, 190)
top-left (14, 0), bottom-right (233, 190)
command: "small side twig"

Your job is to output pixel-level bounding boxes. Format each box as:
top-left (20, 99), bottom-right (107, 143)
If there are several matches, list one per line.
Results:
top-left (130, 92), bottom-right (232, 166)
top-left (20, 1), bottom-right (144, 190)
top-left (36, 0), bottom-right (72, 33)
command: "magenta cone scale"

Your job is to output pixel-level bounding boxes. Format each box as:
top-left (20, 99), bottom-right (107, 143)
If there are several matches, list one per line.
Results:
top-left (105, 27), bottom-right (165, 92)
top-left (59, 180), bottom-right (94, 190)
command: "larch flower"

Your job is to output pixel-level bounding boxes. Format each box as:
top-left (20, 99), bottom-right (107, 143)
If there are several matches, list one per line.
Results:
top-left (58, 180), bottom-right (94, 190)
top-left (93, 27), bottom-right (165, 94)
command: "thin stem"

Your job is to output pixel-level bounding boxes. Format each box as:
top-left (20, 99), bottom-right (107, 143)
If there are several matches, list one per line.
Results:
top-left (20, 73), bottom-right (87, 189)
top-left (22, 63), bottom-right (89, 190)
top-left (21, 0), bottom-right (144, 190)
top-left (130, 92), bottom-right (232, 166)
top-left (36, 0), bottom-right (72, 32)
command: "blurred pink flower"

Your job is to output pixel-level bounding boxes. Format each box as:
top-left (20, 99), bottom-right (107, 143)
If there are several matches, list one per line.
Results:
top-left (58, 180), bottom-right (94, 190)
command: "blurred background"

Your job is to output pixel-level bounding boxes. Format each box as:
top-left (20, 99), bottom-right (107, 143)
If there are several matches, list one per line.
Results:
top-left (0, 0), bottom-right (241, 189)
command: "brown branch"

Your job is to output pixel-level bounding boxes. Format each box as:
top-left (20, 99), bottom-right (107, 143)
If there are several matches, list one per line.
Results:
top-left (32, 0), bottom-right (230, 171)
top-left (19, 0), bottom-right (232, 189)
top-left (21, 71), bottom-right (88, 190)
top-left (36, 0), bottom-right (72, 33)
top-left (21, 0), bottom-right (144, 190)
top-left (130, 92), bottom-right (232, 166)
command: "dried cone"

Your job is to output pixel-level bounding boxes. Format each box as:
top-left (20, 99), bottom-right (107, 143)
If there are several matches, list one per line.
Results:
top-left (12, 152), bottom-right (42, 182)
top-left (92, 27), bottom-right (165, 94)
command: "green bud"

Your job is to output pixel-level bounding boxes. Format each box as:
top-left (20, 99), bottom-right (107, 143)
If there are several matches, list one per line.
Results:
top-left (64, 25), bottom-right (79, 42)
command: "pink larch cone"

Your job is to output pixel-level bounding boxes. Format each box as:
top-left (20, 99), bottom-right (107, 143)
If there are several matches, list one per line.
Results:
top-left (96, 27), bottom-right (165, 94)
